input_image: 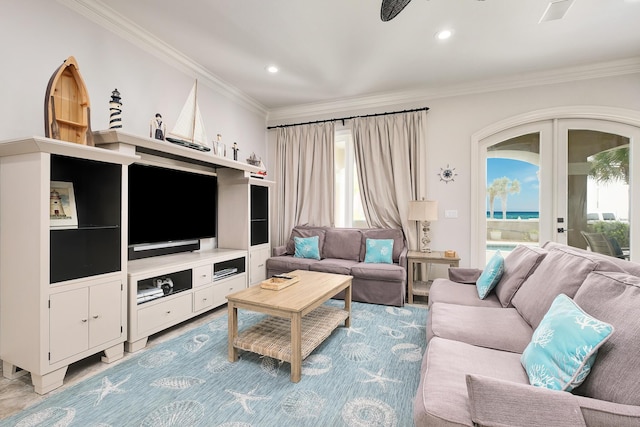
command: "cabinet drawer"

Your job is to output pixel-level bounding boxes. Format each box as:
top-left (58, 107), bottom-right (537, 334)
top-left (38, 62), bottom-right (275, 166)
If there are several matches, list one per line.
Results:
top-left (192, 265), bottom-right (213, 287)
top-left (193, 285), bottom-right (215, 312)
top-left (212, 275), bottom-right (246, 307)
top-left (137, 293), bottom-right (192, 335)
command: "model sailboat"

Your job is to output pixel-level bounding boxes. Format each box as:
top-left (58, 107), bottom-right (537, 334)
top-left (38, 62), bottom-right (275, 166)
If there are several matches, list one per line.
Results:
top-left (166, 80), bottom-right (211, 151)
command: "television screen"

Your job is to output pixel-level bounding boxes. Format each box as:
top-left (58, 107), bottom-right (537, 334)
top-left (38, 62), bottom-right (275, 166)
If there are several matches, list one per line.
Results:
top-left (128, 163), bottom-right (217, 250)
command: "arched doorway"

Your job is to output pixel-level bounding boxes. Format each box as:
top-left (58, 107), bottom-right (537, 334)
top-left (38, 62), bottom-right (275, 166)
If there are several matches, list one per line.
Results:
top-left (471, 107), bottom-right (640, 266)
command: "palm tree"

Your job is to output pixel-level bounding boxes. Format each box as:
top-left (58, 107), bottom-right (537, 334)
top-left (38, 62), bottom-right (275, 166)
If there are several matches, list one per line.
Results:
top-left (488, 177), bottom-right (521, 219)
top-left (589, 146), bottom-right (629, 184)
top-left (487, 185), bottom-right (498, 219)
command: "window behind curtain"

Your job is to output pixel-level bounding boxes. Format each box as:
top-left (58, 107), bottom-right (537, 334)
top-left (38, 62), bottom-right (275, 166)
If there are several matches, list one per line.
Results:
top-left (334, 129), bottom-right (366, 228)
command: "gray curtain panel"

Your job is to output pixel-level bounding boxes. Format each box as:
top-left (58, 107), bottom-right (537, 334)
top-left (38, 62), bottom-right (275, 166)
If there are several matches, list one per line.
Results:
top-left (352, 110), bottom-right (426, 250)
top-left (275, 122), bottom-right (335, 246)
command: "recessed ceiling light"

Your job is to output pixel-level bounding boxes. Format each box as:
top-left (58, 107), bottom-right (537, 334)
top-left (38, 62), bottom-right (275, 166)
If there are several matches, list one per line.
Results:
top-left (435, 29), bottom-right (452, 40)
top-left (266, 65), bottom-right (279, 73)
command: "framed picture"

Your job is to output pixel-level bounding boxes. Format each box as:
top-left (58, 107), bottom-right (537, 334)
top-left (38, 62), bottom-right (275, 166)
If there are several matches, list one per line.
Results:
top-left (50, 181), bottom-right (78, 229)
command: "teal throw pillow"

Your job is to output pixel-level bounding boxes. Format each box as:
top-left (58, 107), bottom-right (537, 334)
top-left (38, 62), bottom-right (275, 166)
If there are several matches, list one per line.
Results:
top-left (520, 293), bottom-right (614, 392)
top-left (293, 236), bottom-right (320, 260)
top-left (475, 251), bottom-right (504, 299)
top-left (364, 238), bottom-right (394, 264)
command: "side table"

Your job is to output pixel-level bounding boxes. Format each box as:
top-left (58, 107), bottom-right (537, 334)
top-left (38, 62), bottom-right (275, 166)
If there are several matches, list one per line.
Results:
top-left (407, 250), bottom-right (460, 304)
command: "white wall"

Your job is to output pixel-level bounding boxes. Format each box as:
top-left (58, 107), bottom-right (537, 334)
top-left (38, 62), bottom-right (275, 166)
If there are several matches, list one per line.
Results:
top-left (0, 1), bottom-right (267, 165)
top-left (4, 1), bottom-right (639, 267)
top-left (267, 73), bottom-right (640, 266)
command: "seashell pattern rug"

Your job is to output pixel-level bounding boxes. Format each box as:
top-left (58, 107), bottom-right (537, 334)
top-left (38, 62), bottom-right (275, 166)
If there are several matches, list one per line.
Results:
top-left (1, 301), bottom-right (427, 427)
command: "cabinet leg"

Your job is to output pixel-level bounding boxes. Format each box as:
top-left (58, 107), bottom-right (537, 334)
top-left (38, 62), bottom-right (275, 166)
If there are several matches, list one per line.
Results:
top-left (2, 360), bottom-right (28, 379)
top-left (32, 366), bottom-right (68, 395)
top-left (125, 338), bottom-right (148, 353)
top-left (101, 343), bottom-right (125, 363)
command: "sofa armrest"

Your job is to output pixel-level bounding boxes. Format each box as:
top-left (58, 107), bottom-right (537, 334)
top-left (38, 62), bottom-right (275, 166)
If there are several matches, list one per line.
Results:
top-left (574, 394), bottom-right (640, 426)
top-left (465, 374), bottom-right (587, 427)
top-left (398, 246), bottom-right (408, 270)
top-left (448, 267), bottom-right (482, 284)
top-left (272, 245), bottom-right (287, 257)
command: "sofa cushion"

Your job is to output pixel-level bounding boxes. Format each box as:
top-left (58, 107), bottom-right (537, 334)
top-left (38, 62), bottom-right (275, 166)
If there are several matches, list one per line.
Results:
top-left (350, 262), bottom-right (406, 282)
top-left (414, 337), bottom-right (529, 427)
top-left (293, 236), bottom-right (320, 260)
top-left (520, 294), bottom-right (613, 392)
top-left (429, 303), bottom-right (534, 353)
top-left (428, 279), bottom-right (501, 309)
top-left (265, 255), bottom-right (318, 273)
top-left (543, 241), bottom-right (640, 276)
top-left (511, 246), bottom-right (623, 329)
top-left (322, 228), bottom-right (362, 261)
top-left (309, 258), bottom-right (359, 275)
top-left (572, 271), bottom-right (640, 406)
top-left (360, 228), bottom-right (405, 263)
top-left (476, 251), bottom-right (504, 299)
top-left (285, 226), bottom-right (327, 256)
top-left (363, 238), bottom-right (394, 264)
top-left (495, 245), bottom-right (548, 307)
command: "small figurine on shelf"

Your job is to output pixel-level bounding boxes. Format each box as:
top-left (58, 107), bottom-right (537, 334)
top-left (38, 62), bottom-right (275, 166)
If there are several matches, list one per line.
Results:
top-left (232, 142), bottom-right (239, 161)
top-left (109, 89), bottom-right (122, 129)
top-left (150, 113), bottom-right (166, 140)
top-left (213, 133), bottom-right (226, 157)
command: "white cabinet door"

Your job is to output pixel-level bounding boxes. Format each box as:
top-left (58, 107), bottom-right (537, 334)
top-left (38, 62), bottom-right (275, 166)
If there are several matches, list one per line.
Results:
top-left (50, 288), bottom-right (89, 364)
top-left (50, 281), bottom-right (123, 363)
top-left (88, 280), bottom-right (123, 349)
top-left (249, 247), bottom-right (270, 285)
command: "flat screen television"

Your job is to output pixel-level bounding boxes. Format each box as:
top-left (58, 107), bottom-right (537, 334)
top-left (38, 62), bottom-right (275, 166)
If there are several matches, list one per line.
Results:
top-left (128, 163), bottom-right (217, 259)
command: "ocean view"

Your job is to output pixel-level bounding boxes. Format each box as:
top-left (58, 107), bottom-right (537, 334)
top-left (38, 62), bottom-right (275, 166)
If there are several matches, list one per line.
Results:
top-left (486, 211), bottom-right (539, 220)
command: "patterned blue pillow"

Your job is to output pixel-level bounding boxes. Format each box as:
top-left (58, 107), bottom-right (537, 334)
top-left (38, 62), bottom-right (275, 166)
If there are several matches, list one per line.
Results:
top-left (521, 293), bottom-right (614, 392)
top-left (293, 236), bottom-right (320, 260)
top-left (475, 251), bottom-right (504, 299)
top-left (364, 239), bottom-right (394, 264)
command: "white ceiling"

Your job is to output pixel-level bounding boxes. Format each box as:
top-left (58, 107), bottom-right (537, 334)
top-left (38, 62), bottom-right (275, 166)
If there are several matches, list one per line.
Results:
top-left (73, 0), bottom-right (640, 113)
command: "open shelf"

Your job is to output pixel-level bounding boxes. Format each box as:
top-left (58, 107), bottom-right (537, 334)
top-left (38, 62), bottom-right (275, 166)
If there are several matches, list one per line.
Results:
top-left (214, 257), bottom-right (246, 281)
top-left (136, 269), bottom-right (192, 305)
top-left (50, 154), bottom-right (122, 283)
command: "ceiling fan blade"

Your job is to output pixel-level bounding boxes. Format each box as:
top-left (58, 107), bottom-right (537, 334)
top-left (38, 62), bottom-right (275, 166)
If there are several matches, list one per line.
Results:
top-left (381, 0), bottom-right (412, 22)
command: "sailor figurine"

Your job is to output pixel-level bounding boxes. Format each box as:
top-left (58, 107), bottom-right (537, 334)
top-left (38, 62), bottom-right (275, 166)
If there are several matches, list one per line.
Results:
top-left (150, 113), bottom-right (166, 140)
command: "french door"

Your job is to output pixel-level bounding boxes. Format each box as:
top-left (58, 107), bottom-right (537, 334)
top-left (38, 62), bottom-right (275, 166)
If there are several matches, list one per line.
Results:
top-left (473, 111), bottom-right (639, 266)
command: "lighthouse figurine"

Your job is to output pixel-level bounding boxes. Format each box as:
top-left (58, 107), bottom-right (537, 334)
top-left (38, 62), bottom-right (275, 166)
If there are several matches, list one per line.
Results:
top-left (109, 89), bottom-right (122, 129)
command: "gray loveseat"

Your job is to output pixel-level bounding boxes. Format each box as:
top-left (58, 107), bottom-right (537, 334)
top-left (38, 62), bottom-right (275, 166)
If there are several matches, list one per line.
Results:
top-left (415, 241), bottom-right (640, 426)
top-left (266, 225), bottom-right (407, 306)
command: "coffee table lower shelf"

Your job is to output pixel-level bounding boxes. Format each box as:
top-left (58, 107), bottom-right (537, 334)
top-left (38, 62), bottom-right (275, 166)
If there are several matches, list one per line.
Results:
top-left (233, 305), bottom-right (348, 362)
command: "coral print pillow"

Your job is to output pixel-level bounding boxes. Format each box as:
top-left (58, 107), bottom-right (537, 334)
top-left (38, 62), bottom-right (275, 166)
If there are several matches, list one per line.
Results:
top-left (475, 251), bottom-right (504, 299)
top-left (364, 239), bottom-right (394, 264)
top-left (520, 293), bottom-right (614, 392)
top-left (293, 236), bottom-right (321, 260)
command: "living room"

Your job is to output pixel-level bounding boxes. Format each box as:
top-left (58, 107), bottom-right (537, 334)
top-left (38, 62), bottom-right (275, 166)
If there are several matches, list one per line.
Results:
top-left (1, 0), bottom-right (640, 425)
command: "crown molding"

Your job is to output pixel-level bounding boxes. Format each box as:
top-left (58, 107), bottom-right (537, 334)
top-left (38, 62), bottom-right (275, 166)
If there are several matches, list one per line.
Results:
top-left (267, 57), bottom-right (640, 124)
top-left (58, 0), bottom-right (268, 117)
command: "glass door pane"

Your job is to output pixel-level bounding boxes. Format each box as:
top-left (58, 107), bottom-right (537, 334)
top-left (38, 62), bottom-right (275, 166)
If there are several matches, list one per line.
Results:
top-left (565, 129), bottom-right (630, 259)
top-left (486, 133), bottom-right (541, 261)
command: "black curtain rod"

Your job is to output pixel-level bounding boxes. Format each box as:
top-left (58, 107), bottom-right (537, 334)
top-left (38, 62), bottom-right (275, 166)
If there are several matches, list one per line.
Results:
top-left (266, 106), bottom-right (429, 130)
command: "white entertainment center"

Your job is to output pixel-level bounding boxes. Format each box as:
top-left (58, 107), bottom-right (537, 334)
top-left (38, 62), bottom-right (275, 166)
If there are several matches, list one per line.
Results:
top-left (0, 130), bottom-right (273, 394)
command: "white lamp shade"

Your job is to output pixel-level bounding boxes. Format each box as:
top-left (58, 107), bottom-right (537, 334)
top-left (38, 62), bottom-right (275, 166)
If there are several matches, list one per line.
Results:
top-left (408, 200), bottom-right (438, 221)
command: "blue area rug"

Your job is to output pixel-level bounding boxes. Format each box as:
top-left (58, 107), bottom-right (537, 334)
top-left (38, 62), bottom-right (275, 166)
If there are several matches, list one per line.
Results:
top-left (1, 301), bottom-right (427, 427)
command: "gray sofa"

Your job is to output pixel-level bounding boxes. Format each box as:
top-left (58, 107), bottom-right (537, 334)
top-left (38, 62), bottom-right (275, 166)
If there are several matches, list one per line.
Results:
top-left (266, 225), bottom-right (407, 306)
top-left (415, 241), bottom-right (640, 426)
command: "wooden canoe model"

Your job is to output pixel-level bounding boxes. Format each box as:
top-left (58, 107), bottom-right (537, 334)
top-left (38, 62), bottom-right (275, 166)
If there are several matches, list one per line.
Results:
top-left (44, 56), bottom-right (93, 146)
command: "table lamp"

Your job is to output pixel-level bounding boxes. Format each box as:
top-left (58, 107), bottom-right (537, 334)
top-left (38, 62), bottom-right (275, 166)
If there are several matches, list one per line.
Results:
top-left (408, 199), bottom-right (438, 252)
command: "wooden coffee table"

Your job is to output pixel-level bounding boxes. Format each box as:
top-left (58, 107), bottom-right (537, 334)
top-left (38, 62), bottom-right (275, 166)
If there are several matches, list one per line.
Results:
top-left (226, 270), bottom-right (352, 382)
